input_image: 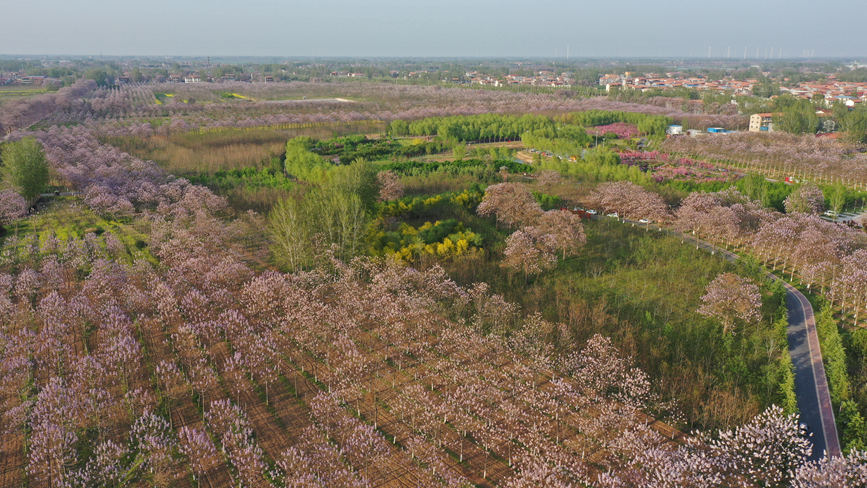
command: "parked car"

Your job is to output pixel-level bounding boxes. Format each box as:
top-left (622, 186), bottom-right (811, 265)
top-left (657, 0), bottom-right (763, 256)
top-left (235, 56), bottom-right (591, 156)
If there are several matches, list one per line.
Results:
top-left (586, 209), bottom-right (597, 215)
top-left (638, 218), bottom-right (650, 224)
top-left (606, 212), bottom-right (619, 218)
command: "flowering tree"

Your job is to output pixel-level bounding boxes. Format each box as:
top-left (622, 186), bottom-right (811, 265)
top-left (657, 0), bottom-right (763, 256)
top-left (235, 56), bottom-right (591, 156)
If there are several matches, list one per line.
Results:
top-left (563, 334), bottom-right (650, 408)
top-left (27, 385), bottom-right (79, 487)
top-left (0, 189), bottom-right (27, 228)
top-left (675, 191), bottom-right (724, 235)
top-left (793, 450), bottom-right (867, 487)
top-left (785, 183), bottom-right (825, 214)
top-left (532, 209), bottom-right (586, 259)
top-left (588, 181), bottom-right (669, 222)
top-left (697, 273), bottom-right (762, 334)
top-left (477, 182), bottom-right (543, 227)
top-left (501, 229), bottom-right (556, 276)
top-left (536, 170), bottom-right (562, 187)
top-left (177, 426), bottom-right (221, 488)
top-left (701, 405), bottom-right (812, 487)
top-left (500, 208), bottom-right (585, 275)
top-left (376, 170), bottom-right (404, 201)
top-left (206, 399), bottom-right (268, 487)
top-left (831, 250), bottom-right (867, 324)
top-left (130, 411), bottom-right (177, 485)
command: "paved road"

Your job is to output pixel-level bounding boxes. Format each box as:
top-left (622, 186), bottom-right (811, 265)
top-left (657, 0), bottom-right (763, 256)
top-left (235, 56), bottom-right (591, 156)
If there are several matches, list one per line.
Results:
top-left (613, 219), bottom-right (842, 458)
top-left (782, 283), bottom-right (842, 459)
top-left (679, 231), bottom-right (841, 459)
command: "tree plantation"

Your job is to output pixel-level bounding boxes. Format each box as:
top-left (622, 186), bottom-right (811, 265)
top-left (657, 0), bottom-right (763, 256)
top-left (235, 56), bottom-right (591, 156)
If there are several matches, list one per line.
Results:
top-left (1, 76), bottom-right (866, 488)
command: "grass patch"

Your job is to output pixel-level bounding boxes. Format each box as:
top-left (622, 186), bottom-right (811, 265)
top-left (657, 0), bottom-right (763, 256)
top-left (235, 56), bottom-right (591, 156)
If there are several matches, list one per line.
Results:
top-left (2, 198), bottom-right (156, 265)
top-left (443, 216), bottom-right (791, 431)
top-left (101, 122), bottom-right (386, 176)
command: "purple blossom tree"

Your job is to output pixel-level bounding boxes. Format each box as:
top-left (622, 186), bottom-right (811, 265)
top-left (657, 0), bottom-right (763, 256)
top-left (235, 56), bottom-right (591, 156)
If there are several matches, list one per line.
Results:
top-left (0, 189), bottom-right (27, 230)
top-left (697, 273), bottom-right (762, 335)
top-left (177, 426), bottom-right (221, 488)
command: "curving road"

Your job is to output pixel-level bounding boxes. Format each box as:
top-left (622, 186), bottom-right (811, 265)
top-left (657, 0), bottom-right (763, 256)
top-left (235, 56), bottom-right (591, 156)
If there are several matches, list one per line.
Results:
top-left (679, 231), bottom-right (841, 459)
top-left (782, 283), bottom-right (841, 459)
top-left (611, 218), bottom-right (842, 458)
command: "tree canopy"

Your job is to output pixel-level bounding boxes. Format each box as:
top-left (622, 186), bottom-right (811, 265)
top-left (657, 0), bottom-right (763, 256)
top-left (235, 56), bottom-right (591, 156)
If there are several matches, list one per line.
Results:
top-left (1, 137), bottom-right (50, 206)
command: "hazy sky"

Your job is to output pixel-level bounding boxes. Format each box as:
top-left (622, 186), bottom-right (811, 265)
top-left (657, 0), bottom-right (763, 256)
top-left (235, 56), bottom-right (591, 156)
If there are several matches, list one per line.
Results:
top-left (2, 0), bottom-right (865, 58)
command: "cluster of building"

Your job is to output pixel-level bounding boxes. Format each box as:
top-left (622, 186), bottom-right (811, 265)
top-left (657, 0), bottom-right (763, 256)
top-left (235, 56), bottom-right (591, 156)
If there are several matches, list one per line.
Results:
top-left (665, 125), bottom-right (736, 136)
top-left (599, 72), bottom-right (867, 106)
top-left (747, 110), bottom-right (840, 134)
top-left (0, 73), bottom-right (58, 86)
top-left (328, 71), bottom-right (368, 78)
top-left (161, 72), bottom-right (276, 83)
top-left (465, 70), bottom-right (573, 88)
top-left (780, 78), bottom-right (866, 107)
top-left (599, 72), bottom-right (754, 95)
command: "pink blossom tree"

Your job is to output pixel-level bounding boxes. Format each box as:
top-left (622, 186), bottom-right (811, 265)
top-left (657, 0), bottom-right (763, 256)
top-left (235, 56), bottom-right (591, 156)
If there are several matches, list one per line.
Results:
top-left (477, 182), bottom-right (543, 227)
top-left (502, 229), bottom-right (556, 276)
top-left (697, 273), bottom-right (762, 335)
top-left (0, 189), bottom-right (27, 229)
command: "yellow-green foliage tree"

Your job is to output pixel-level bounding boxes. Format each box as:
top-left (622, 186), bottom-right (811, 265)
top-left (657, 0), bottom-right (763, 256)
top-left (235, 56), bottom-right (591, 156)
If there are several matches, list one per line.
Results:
top-left (370, 219), bottom-right (482, 263)
top-left (283, 137), bottom-right (330, 183)
top-left (1, 137), bottom-right (49, 206)
top-left (269, 157), bottom-right (377, 271)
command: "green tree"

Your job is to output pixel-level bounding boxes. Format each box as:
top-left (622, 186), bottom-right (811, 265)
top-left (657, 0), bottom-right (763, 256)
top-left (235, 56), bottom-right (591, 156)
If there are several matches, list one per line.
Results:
top-left (827, 183), bottom-right (846, 219)
top-left (739, 173), bottom-right (771, 207)
top-left (751, 77), bottom-right (780, 98)
top-left (1, 137), bottom-right (50, 206)
top-left (269, 157), bottom-right (377, 271)
top-left (839, 400), bottom-right (866, 452)
top-left (815, 305), bottom-right (850, 406)
top-left (775, 104), bottom-right (819, 134)
top-left (841, 106), bottom-right (867, 144)
top-left (388, 120), bottom-right (409, 137)
top-left (452, 145), bottom-right (466, 161)
top-left (268, 192), bottom-right (314, 271)
top-left (330, 157), bottom-right (378, 214)
top-left (85, 68), bottom-right (114, 87)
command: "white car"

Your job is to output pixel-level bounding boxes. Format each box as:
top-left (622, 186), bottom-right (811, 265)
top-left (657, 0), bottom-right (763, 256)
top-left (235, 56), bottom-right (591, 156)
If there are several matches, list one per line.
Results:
top-left (606, 212), bottom-right (619, 218)
top-left (638, 218), bottom-right (650, 224)
top-left (586, 209), bottom-right (597, 215)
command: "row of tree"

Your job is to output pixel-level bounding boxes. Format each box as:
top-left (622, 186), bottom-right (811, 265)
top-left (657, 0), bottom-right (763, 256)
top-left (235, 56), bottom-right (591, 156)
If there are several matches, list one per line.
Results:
top-left (390, 113), bottom-right (554, 143)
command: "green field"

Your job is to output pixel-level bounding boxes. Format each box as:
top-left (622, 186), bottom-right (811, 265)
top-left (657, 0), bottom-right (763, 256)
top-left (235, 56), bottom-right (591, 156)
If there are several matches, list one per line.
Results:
top-left (1, 198), bottom-right (155, 265)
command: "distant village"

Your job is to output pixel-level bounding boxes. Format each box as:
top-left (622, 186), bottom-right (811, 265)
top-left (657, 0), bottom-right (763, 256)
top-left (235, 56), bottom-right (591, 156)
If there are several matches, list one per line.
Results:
top-left (0, 73), bottom-right (58, 87)
top-left (0, 68), bottom-right (285, 87)
top-left (462, 70), bottom-right (574, 88)
top-left (599, 72), bottom-right (867, 107)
